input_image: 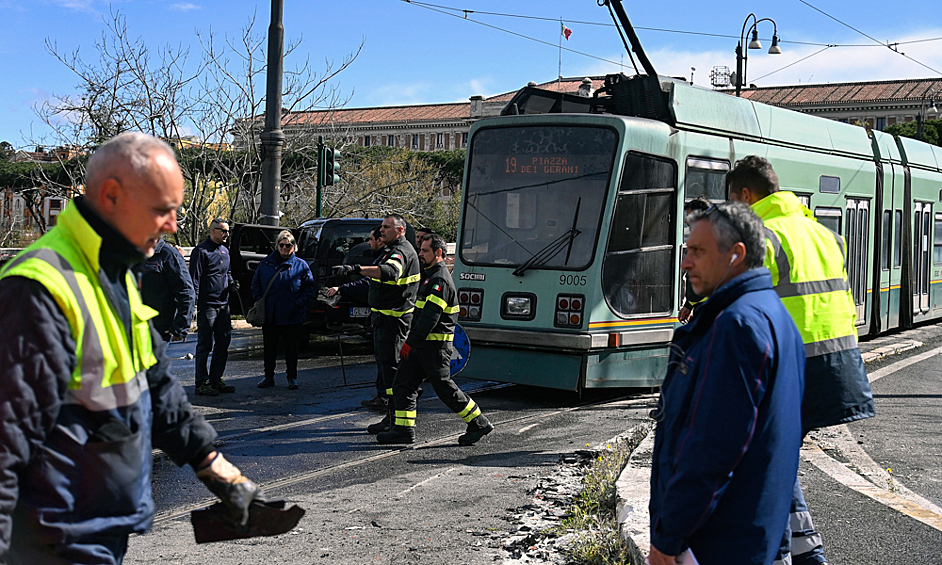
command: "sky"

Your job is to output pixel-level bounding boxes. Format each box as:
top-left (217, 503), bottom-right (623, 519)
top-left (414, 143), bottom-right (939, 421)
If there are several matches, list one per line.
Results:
top-left (2, 0), bottom-right (942, 148)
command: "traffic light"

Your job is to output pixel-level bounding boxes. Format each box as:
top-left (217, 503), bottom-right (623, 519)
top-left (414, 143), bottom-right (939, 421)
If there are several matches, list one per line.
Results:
top-left (324, 147), bottom-right (340, 186)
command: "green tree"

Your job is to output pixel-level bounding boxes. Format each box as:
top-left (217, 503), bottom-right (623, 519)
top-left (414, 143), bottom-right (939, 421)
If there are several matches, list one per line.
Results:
top-left (318, 146), bottom-right (463, 238)
top-left (883, 119), bottom-right (942, 146)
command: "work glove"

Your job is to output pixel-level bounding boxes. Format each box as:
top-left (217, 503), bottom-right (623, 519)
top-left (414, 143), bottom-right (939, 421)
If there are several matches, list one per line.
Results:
top-left (195, 452), bottom-right (266, 528)
top-left (229, 280), bottom-right (240, 292)
top-left (400, 343), bottom-right (412, 360)
top-left (332, 264), bottom-right (361, 276)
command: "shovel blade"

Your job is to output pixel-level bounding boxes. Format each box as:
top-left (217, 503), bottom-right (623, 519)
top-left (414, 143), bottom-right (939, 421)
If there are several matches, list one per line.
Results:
top-left (191, 500), bottom-right (305, 544)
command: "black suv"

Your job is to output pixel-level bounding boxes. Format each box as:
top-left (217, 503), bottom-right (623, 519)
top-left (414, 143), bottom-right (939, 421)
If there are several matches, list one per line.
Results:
top-left (229, 218), bottom-right (415, 334)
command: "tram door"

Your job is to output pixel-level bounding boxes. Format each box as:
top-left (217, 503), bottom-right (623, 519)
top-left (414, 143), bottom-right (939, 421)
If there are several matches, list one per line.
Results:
top-left (913, 202), bottom-right (932, 314)
top-left (845, 199), bottom-right (870, 323)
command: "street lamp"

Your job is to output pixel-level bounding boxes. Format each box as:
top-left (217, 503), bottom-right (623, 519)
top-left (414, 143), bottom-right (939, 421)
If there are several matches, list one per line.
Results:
top-left (916, 86), bottom-right (939, 141)
top-left (735, 14), bottom-right (782, 97)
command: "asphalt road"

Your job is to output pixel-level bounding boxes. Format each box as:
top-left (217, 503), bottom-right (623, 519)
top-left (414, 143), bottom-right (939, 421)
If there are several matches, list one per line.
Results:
top-left (128, 323), bottom-right (942, 564)
top-left (126, 330), bottom-right (658, 564)
top-left (807, 340), bottom-right (942, 564)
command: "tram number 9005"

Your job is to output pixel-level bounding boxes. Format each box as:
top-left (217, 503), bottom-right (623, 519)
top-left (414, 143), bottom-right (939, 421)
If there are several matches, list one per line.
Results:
top-left (559, 275), bottom-right (587, 286)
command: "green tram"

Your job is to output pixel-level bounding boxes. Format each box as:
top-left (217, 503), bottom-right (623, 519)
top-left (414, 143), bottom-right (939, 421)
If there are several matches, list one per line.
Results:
top-left (451, 74), bottom-right (942, 391)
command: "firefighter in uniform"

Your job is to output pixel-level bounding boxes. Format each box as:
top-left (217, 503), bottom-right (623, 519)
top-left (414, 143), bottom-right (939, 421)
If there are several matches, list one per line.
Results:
top-left (334, 214), bottom-right (420, 434)
top-left (376, 233), bottom-right (494, 445)
top-left (728, 156), bottom-right (874, 565)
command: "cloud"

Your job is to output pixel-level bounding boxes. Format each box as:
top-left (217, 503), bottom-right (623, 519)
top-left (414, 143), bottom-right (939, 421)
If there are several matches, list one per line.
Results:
top-left (169, 3), bottom-right (201, 12)
top-left (52, 0), bottom-right (97, 14)
top-left (370, 82), bottom-right (436, 106)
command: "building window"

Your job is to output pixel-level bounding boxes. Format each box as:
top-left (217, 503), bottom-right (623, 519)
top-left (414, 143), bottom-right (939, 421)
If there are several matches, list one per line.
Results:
top-left (876, 117), bottom-right (887, 131)
top-left (363, 136), bottom-right (372, 147)
top-left (387, 135), bottom-right (396, 147)
top-left (436, 133), bottom-right (444, 149)
top-left (461, 132), bottom-right (468, 148)
top-left (412, 134), bottom-right (419, 149)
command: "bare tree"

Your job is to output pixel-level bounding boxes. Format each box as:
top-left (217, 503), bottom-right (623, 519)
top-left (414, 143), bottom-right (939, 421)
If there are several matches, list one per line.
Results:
top-left (33, 9), bottom-right (360, 245)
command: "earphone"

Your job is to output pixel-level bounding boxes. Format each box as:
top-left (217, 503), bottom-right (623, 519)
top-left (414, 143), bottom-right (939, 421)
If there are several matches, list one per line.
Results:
top-left (729, 253), bottom-right (739, 266)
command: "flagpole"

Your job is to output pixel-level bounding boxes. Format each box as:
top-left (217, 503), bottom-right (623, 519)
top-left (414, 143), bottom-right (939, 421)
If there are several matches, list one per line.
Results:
top-left (557, 18), bottom-right (562, 92)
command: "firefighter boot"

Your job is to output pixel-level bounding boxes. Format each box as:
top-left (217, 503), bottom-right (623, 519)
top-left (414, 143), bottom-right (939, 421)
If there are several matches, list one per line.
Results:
top-left (458, 415), bottom-right (494, 446)
top-left (367, 405), bottom-right (393, 435)
top-left (376, 425), bottom-right (415, 444)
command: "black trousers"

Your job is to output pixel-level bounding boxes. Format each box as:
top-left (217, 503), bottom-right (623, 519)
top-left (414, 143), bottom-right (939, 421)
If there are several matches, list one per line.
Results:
top-left (262, 323), bottom-right (302, 380)
top-left (392, 345), bottom-right (478, 427)
top-left (371, 312), bottom-right (411, 396)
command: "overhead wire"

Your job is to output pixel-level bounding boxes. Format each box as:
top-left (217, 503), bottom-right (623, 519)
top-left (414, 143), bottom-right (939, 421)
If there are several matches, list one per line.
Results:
top-left (400, 0), bottom-right (942, 83)
top-left (795, 0), bottom-right (942, 76)
top-left (403, 0), bottom-right (942, 49)
top-left (400, 0), bottom-right (624, 68)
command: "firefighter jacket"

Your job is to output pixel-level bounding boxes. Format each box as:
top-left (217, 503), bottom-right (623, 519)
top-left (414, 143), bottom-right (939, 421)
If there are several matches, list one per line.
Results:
top-left (0, 199), bottom-right (217, 553)
top-left (752, 191), bottom-right (874, 431)
top-left (405, 260), bottom-right (459, 348)
top-left (368, 236), bottom-right (420, 318)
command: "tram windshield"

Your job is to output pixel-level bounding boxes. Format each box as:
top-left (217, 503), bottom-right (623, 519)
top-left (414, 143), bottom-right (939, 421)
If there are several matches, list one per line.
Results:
top-left (460, 126), bottom-right (617, 270)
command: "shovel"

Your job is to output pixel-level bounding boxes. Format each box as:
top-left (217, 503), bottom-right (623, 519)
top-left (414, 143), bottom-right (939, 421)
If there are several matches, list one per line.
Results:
top-left (191, 499), bottom-right (305, 544)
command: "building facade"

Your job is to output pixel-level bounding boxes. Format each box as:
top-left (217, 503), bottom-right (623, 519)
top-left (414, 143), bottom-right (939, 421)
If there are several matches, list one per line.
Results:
top-left (736, 78), bottom-right (942, 131)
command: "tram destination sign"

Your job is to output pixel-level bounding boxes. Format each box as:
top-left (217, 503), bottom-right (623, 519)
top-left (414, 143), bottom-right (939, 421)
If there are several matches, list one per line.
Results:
top-left (500, 155), bottom-right (584, 176)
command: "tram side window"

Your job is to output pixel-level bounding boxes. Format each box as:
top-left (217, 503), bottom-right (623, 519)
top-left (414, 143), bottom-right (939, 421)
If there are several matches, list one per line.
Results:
top-left (814, 207), bottom-right (842, 236)
top-left (894, 210), bottom-right (902, 268)
top-left (602, 153), bottom-right (676, 316)
top-left (935, 214), bottom-right (942, 265)
top-left (882, 210), bottom-right (891, 271)
top-left (684, 157), bottom-right (729, 200)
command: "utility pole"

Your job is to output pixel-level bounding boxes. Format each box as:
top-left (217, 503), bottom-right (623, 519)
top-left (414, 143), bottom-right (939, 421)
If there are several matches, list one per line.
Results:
top-left (259, 0), bottom-right (284, 226)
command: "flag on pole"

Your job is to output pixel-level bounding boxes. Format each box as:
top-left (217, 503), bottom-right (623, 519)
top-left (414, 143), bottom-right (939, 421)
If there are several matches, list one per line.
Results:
top-left (561, 22), bottom-right (572, 41)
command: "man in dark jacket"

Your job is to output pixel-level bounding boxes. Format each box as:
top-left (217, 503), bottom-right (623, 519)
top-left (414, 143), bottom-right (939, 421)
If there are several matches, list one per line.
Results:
top-left (189, 217), bottom-right (237, 396)
top-left (0, 132), bottom-right (264, 564)
top-left (141, 237), bottom-right (195, 341)
top-left (649, 202), bottom-right (805, 565)
top-left (333, 214), bottom-right (420, 434)
top-left (325, 225), bottom-right (388, 409)
top-left (376, 233), bottom-right (493, 445)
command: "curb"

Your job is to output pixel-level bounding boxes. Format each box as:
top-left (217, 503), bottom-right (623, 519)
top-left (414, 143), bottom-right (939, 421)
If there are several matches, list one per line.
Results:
top-left (614, 338), bottom-right (923, 560)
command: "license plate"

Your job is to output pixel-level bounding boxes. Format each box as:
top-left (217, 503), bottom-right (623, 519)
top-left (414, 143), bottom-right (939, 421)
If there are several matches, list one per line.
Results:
top-left (350, 307), bottom-right (370, 318)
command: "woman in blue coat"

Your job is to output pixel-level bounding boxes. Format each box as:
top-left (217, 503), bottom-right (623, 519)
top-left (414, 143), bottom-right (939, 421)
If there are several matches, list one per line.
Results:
top-left (252, 230), bottom-right (315, 389)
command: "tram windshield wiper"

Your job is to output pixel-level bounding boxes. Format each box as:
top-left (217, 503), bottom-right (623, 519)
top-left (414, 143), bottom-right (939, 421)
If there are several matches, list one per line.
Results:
top-left (513, 198), bottom-right (582, 277)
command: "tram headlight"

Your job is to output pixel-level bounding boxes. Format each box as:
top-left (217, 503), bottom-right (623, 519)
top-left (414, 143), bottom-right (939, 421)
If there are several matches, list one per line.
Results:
top-left (505, 296), bottom-right (532, 316)
top-left (500, 292), bottom-right (537, 321)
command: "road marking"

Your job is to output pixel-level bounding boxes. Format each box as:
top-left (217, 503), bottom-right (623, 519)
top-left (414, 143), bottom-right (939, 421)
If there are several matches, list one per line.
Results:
top-left (804, 441), bottom-right (942, 532)
top-left (805, 346), bottom-right (942, 532)
top-left (396, 467), bottom-right (460, 498)
top-left (867, 344), bottom-right (942, 383)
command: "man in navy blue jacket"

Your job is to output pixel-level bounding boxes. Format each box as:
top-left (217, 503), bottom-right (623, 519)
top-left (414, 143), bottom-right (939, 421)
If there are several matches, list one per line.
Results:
top-left (189, 218), bottom-right (237, 396)
top-left (649, 202), bottom-right (805, 565)
top-left (141, 238), bottom-right (195, 342)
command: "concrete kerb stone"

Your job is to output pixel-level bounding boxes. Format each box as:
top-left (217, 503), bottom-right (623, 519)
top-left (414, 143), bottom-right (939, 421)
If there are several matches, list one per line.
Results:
top-left (615, 420), bottom-right (654, 565)
top-left (613, 337), bottom-right (925, 560)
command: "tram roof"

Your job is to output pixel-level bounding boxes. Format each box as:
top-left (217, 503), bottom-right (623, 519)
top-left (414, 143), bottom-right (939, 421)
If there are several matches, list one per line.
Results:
top-left (503, 74), bottom-right (882, 161)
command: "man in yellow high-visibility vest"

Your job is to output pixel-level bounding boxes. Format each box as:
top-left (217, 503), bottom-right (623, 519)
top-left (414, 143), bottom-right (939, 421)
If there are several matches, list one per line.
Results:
top-left (729, 155), bottom-right (874, 565)
top-left (0, 133), bottom-right (264, 564)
